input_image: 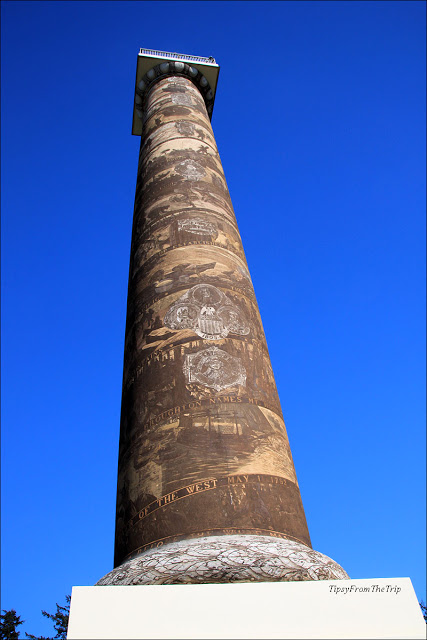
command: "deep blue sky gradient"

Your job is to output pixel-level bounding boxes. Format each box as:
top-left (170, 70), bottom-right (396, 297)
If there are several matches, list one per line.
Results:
top-left (1, 1), bottom-right (426, 636)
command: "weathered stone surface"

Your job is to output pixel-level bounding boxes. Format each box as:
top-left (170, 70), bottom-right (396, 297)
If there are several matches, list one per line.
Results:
top-left (99, 535), bottom-right (349, 585)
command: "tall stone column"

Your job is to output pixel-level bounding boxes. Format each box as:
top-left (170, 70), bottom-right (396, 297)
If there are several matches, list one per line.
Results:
top-left (98, 51), bottom-right (348, 585)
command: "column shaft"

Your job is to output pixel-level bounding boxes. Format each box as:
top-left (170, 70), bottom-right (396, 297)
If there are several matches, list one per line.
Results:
top-left (114, 75), bottom-right (311, 567)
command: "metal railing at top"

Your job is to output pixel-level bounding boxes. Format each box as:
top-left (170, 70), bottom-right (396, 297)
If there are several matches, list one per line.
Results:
top-left (139, 48), bottom-right (217, 66)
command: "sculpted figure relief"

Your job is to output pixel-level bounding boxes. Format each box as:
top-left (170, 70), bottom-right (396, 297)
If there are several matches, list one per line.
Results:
top-left (164, 283), bottom-right (250, 340)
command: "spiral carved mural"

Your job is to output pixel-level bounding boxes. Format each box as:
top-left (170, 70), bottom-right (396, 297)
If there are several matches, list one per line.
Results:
top-left (102, 62), bottom-right (347, 585)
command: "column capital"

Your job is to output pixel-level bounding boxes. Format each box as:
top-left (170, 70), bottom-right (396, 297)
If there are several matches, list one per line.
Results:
top-left (132, 48), bottom-right (220, 135)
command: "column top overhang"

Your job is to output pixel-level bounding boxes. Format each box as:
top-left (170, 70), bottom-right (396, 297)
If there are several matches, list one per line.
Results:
top-left (132, 48), bottom-right (220, 135)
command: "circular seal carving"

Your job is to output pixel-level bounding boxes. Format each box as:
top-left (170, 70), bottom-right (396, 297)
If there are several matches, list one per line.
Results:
top-left (168, 303), bottom-right (199, 330)
top-left (217, 305), bottom-right (249, 335)
top-left (96, 535), bottom-right (349, 585)
top-left (192, 283), bottom-right (222, 306)
top-left (164, 284), bottom-right (250, 340)
top-left (183, 345), bottom-right (246, 391)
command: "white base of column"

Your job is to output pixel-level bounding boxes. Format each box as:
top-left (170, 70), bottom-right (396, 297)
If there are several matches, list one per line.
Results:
top-left (67, 577), bottom-right (426, 639)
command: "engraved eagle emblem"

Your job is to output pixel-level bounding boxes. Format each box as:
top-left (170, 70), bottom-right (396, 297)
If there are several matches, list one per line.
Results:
top-left (164, 284), bottom-right (250, 340)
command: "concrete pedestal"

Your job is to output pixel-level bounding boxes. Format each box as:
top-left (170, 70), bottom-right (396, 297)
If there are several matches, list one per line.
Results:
top-left (67, 577), bottom-right (425, 639)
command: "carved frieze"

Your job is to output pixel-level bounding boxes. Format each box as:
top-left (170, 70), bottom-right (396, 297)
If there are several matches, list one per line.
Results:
top-left (113, 72), bottom-right (314, 570)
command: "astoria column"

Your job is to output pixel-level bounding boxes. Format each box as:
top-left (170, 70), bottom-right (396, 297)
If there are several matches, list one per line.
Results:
top-left (98, 49), bottom-right (348, 585)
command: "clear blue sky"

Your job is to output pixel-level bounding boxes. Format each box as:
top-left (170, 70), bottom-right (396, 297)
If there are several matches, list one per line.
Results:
top-left (1, 1), bottom-right (425, 636)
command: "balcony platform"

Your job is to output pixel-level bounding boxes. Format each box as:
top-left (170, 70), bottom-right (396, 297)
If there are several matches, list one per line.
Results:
top-left (132, 48), bottom-right (220, 135)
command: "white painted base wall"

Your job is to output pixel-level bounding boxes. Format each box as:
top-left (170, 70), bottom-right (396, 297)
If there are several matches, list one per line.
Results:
top-left (67, 577), bottom-right (426, 639)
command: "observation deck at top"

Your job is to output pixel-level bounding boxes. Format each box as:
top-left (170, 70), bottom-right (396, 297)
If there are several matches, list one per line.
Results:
top-left (132, 48), bottom-right (220, 135)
